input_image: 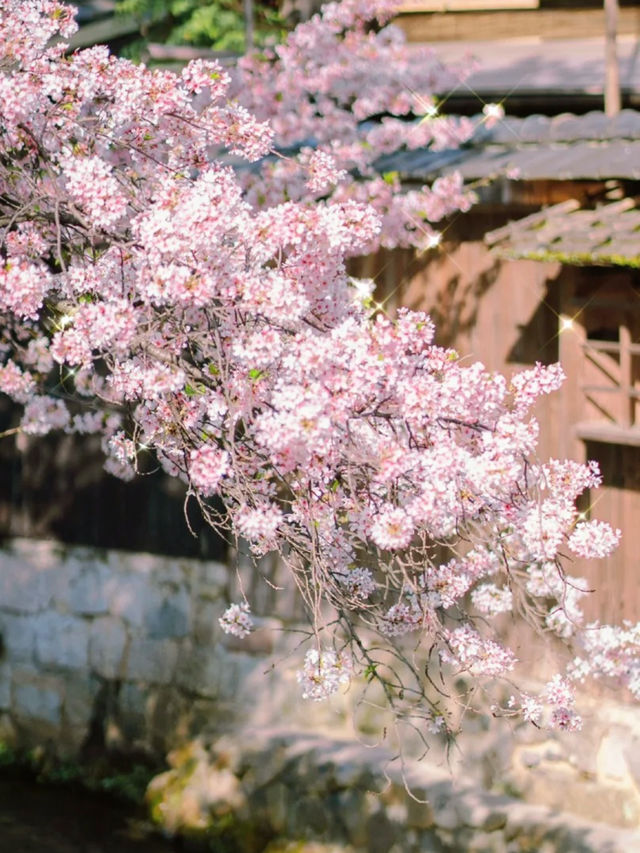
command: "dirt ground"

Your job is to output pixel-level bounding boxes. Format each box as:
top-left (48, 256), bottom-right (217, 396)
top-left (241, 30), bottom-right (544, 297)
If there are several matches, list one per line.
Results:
top-left (0, 771), bottom-right (180, 853)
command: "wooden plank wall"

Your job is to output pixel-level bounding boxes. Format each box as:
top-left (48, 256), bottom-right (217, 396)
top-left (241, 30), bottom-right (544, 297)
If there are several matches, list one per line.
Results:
top-left (556, 267), bottom-right (640, 624)
top-left (0, 399), bottom-right (227, 560)
top-left (395, 5), bottom-right (640, 41)
top-left (578, 441), bottom-right (640, 624)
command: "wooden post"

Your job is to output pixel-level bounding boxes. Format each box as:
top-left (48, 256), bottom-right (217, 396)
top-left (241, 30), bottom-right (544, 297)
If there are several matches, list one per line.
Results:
top-left (244, 0), bottom-right (254, 52)
top-left (620, 321), bottom-right (634, 427)
top-left (604, 0), bottom-right (621, 116)
top-left (558, 269), bottom-right (587, 463)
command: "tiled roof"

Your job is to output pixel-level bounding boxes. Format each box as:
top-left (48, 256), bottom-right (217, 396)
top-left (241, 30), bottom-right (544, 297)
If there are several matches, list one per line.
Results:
top-left (482, 110), bottom-right (640, 144)
top-left (457, 139), bottom-right (640, 181)
top-left (484, 198), bottom-right (640, 267)
top-left (373, 110), bottom-right (640, 181)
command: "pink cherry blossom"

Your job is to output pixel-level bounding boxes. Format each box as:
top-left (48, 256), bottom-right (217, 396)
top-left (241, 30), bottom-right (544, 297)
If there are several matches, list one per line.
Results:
top-left (441, 625), bottom-right (517, 678)
top-left (370, 507), bottom-right (414, 550)
top-left (189, 447), bottom-right (230, 496)
top-left (297, 648), bottom-right (353, 700)
top-left (219, 602), bottom-right (253, 638)
top-left (0, 360), bottom-right (36, 403)
top-left (568, 520), bottom-right (621, 559)
top-left (0, 0), bottom-right (635, 739)
top-left (340, 567), bottom-right (377, 601)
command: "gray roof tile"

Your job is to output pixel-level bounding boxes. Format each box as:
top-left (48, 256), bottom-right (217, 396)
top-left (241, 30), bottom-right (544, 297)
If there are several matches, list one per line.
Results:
top-left (485, 198), bottom-right (640, 267)
top-left (373, 110), bottom-right (640, 182)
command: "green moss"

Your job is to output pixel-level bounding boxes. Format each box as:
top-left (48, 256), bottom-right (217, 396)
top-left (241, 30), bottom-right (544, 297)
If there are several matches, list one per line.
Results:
top-left (263, 843), bottom-right (354, 853)
top-left (497, 249), bottom-right (640, 269)
top-left (96, 764), bottom-right (156, 803)
top-left (0, 738), bottom-right (158, 808)
top-left (0, 741), bottom-right (17, 767)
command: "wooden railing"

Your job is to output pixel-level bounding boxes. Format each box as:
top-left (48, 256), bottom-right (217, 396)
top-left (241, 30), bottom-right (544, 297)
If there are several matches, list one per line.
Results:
top-left (577, 333), bottom-right (640, 445)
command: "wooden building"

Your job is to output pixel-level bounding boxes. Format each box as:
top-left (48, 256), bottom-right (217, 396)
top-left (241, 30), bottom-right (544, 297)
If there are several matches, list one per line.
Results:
top-left (353, 108), bottom-right (640, 623)
top-left (397, 0), bottom-right (640, 44)
top-left (395, 0), bottom-right (640, 114)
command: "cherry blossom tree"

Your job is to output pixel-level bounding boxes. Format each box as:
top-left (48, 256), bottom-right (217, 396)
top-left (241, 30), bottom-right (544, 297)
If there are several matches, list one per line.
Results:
top-left (0, 0), bottom-right (638, 747)
top-left (234, 0), bottom-right (477, 252)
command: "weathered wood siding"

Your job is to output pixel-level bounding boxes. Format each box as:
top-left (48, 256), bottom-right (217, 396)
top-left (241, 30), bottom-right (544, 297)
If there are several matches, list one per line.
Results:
top-left (395, 4), bottom-right (640, 42)
top-left (0, 399), bottom-right (226, 559)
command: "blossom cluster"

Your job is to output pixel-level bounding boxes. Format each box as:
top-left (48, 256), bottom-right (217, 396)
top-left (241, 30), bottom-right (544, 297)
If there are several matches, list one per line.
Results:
top-left (441, 625), bottom-right (517, 678)
top-left (340, 567), bottom-right (377, 602)
top-left (568, 520), bottom-right (621, 560)
top-left (570, 622), bottom-right (640, 699)
top-left (296, 648), bottom-right (353, 700)
top-left (503, 676), bottom-right (583, 732)
top-left (235, 0), bottom-right (479, 252)
top-left (189, 447), bottom-right (230, 497)
top-left (219, 603), bottom-right (254, 639)
top-left (0, 0), bottom-right (635, 737)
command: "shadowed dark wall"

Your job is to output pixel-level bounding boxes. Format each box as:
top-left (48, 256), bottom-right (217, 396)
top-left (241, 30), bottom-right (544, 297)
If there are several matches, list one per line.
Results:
top-left (0, 399), bottom-right (226, 559)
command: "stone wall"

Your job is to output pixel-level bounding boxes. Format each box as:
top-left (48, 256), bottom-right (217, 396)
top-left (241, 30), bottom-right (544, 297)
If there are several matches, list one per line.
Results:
top-left (1, 537), bottom-right (640, 844)
top-left (0, 537), bottom-right (312, 758)
top-left (453, 697), bottom-right (640, 831)
top-left (147, 729), bottom-right (640, 853)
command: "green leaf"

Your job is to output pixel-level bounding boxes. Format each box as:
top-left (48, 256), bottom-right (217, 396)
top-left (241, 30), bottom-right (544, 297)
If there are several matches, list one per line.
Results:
top-left (364, 664), bottom-right (377, 682)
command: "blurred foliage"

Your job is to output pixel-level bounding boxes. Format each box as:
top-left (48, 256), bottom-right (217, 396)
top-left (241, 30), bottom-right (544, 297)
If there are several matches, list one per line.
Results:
top-left (116, 0), bottom-right (287, 52)
top-left (97, 764), bottom-right (157, 802)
